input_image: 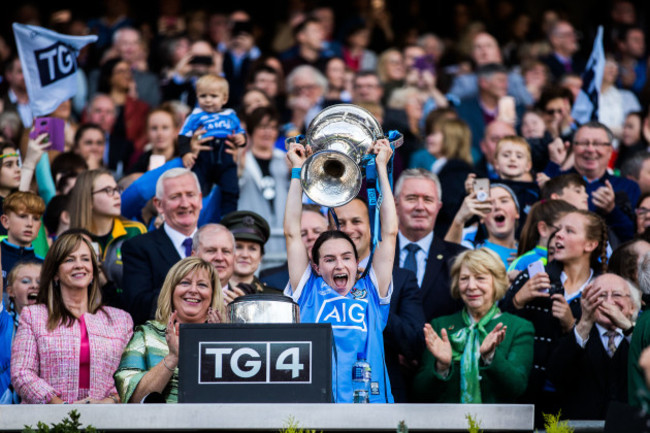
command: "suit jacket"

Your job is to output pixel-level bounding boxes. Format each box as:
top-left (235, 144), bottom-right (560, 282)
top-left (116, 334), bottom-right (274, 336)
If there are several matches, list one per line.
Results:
top-left (383, 267), bottom-right (426, 402)
top-left (435, 158), bottom-right (474, 237)
top-left (121, 227), bottom-right (182, 325)
top-left (541, 53), bottom-right (586, 82)
top-left (413, 310), bottom-right (534, 403)
top-left (547, 326), bottom-right (629, 420)
top-left (396, 235), bottom-right (466, 322)
top-left (11, 304), bottom-right (133, 403)
top-left (259, 262), bottom-right (289, 290)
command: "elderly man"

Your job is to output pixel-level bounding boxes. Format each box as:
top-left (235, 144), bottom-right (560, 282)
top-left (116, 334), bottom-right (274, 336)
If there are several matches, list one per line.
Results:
top-left (122, 168), bottom-right (202, 325)
top-left (260, 204), bottom-right (328, 289)
top-left (335, 196), bottom-right (425, 402)
top-left (546, 121), bottom-right (640, 242)
top-left (449, 32), bottom-right (533, 106)
top-left (394, 168), bottom-right (466, 321)
top-left (192, 223), bottom-right (235, 293)
top-left (102, 27), bottom-right (161, 107)
top-left (548, 273), bottom-right (640, 419)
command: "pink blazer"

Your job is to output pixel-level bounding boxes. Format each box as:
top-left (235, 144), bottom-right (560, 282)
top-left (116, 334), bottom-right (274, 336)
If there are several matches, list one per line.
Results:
top-left (11, 304), bottom-right (133, 404)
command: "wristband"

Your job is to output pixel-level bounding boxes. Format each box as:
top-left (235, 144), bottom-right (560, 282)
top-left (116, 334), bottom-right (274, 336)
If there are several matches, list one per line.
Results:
top-left (162, 356), bottom-right (175, 372)
top-left (291, 167), bottom-right (301, 179)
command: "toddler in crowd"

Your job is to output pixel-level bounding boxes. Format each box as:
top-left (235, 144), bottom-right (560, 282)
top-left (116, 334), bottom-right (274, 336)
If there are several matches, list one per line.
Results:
top-left (0, 191), bottom-right (45, 290)
top-left (493, 135), bottom-right (540, 222)
top-left (178, 74), bottom-right (245, 215)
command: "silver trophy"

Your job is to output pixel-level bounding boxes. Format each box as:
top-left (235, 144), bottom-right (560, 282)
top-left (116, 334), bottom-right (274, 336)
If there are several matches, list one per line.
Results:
top-left (286, 104), bottom-right (402, 208)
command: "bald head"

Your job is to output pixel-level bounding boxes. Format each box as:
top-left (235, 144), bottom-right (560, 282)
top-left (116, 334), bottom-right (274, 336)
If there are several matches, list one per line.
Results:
top-left (472, 32), bottom-right (503, 66)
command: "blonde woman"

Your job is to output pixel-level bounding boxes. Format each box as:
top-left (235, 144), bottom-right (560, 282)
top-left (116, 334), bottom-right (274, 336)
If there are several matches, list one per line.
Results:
top-left (115, 257), bottom-right (224, 403)
top-left (425, 117), bottom-right (474, 234)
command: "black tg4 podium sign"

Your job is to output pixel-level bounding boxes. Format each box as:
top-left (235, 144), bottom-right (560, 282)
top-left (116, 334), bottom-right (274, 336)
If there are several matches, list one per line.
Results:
top-left (178, 323), bottom-right (332, 403)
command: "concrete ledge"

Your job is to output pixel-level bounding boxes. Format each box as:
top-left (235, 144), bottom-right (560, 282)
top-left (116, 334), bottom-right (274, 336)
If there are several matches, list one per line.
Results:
top-left (0, 403), bottom-right (534, 432)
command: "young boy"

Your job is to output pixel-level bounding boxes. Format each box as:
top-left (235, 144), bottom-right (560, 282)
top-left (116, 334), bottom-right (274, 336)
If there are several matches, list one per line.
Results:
top-left (178, 74), bottom-right (246, 216)
top-left (493, 135), bottom-right (540, 222)
top-left (540, 173), bottom-right (589, 210)
top-left (0, 191), bottom-right (45, 290)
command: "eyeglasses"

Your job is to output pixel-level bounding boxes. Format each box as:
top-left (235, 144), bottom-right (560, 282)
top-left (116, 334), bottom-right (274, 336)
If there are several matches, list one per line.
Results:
top-left (573, 141), bottom-right (611, 148)
top-left (92, 186), bottom-right (123, 197)
top-left (545, 109), bottom-right (563, 115)
top-left (637, 207), bottom-right (650, 216)
top-left (596, 291), bottom-right (630, 301)
top-left (292, 84), bottom-right (318, 93)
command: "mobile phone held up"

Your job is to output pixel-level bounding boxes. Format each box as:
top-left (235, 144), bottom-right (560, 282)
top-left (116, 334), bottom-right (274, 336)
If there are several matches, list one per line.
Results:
top-left (29, 117), bottom-right (65, 152)
top-left (473, 178), bottom-right (490, 202)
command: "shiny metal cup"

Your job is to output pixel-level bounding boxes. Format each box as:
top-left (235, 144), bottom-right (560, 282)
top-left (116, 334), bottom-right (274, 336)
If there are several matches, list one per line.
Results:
top-left (226, 294), bottom-right (300, 324)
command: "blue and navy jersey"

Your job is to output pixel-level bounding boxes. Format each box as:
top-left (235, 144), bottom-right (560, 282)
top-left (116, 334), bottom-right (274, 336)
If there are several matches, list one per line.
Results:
top-left (285, 267), bottom-right (393, 403)
top-left (179, 108), bottom-right (245, 139)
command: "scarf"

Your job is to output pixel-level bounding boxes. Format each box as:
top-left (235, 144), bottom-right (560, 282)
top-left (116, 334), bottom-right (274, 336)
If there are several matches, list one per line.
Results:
top-left (449, 304), bottom-right (500, 403)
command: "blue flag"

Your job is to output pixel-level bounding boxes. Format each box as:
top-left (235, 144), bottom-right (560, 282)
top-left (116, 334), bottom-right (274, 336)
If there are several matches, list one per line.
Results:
top-left (12, 23), bottom-right (97, 117)
top-left (571, 26), bottom-right (605, 125)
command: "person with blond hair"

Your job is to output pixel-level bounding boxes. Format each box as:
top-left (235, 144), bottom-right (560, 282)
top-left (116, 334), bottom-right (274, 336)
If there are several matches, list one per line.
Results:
top-left (115, 257), bottom-right (224, 403)
top-left (413, 248), bottom-right (534, 403)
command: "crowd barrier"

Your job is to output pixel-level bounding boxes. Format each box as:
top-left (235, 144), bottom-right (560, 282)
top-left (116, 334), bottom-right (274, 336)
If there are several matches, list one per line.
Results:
top-left (0, 403), bottom-right (535, 432)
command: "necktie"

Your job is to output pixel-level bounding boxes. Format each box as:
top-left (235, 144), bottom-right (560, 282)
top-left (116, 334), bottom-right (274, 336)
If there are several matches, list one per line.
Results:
top-left (182, 237), bottom-right (193, 258)
top-left (403, 243), bottom-right (420, 276)
top-left (605, 331), bottom-right (618, 357)
top-left (563, 59), bottom-right (572, 73)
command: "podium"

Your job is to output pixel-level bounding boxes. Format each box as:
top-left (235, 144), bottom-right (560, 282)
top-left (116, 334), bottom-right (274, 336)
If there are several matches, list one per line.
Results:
top-left (178, 323), bottom-right (332, 403)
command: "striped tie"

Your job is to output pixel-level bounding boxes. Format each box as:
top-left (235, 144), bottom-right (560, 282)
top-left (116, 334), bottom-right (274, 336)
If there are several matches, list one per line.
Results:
top-left (605, 331), bottom-right (618, 357)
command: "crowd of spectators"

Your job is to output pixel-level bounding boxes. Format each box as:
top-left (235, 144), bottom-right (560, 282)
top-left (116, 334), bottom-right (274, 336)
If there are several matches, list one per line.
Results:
top-left (1, 0), bottom-right (650, 427)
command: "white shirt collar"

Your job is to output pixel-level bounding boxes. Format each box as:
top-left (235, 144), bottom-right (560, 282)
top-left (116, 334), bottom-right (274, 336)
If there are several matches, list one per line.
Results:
top-left (163, 223), bottom-right (197, 257)
top-left (398, 230), bottom-right (433, 256)
top-left (561, 268), bottom-right (594, 303)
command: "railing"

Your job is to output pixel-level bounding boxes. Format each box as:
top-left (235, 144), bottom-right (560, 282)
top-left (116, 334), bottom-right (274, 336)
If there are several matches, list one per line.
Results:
top-left (0, 403), bottom-right (535, 432)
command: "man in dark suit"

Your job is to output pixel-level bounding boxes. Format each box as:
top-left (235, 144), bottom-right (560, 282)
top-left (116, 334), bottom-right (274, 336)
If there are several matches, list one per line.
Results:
top-left (456, 63), bottom-right (524, 166)
top-left (394, 169), bottom-right (466, 322)
top-left (540, 20), bottom-right (586, 83)
top-left (122, 168), bottom-right (203, 325)
top-left (334, 197), bottom-right (425, 402)
top-left (547, 273), bottom-right (639, 420)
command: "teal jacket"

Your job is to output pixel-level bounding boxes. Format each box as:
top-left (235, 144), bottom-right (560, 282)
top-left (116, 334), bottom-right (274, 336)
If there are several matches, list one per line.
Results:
top-left (413, 309), bottom-right (534, 403)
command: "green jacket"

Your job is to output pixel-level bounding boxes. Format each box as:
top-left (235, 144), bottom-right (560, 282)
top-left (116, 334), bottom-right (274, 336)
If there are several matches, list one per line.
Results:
top-left (413, 309), bottom-right (534, 403)
top-left (628, 311), bottom-right (650, 409)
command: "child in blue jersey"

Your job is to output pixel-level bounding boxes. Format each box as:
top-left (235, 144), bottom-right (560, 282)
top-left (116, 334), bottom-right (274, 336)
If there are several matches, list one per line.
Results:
top-left (283, 138), bottom-right (398, 403)
top-left (178, 74), bottom-right (245, 214)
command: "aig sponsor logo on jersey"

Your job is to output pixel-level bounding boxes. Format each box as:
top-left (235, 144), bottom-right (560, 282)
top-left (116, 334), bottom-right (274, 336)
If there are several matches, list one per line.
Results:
top-left (315, 297), bottom-right (368, 332)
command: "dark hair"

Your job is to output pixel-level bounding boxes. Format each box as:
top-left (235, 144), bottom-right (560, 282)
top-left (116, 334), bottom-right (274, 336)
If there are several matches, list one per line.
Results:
top-left (43, 194), bottom-right (70, 235)
top-left (537, 85), bottom-right (575, 109)
top-left (621, 151), bottom-right (650, 180)
top-left (476, 63), bottom-right (508, 79)
top-left (518, 200), bottom-right (577, 255)
top-left (248, 64), bottom-right (278, 86)
top-left (541, 173), bottom-right (586, 200)
top-left (311, 230), bottom-right (359, 265)
top-left (293, 17), bottom-right (321, 38)
top-left (97, 57), bottom-right (126, 94)
top-left (609, 238), bottom-right (646, 284)
top-left (245, 105), bottom-right (278, 135)
top-left (73, 123), bottom-right (104, 149)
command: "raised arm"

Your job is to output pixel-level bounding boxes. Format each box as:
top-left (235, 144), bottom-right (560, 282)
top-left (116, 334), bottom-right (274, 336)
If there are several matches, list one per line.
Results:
top-left (284, 143), bottom-right (311, 291)
top-left (370, 139), bottom-right (398, 298)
